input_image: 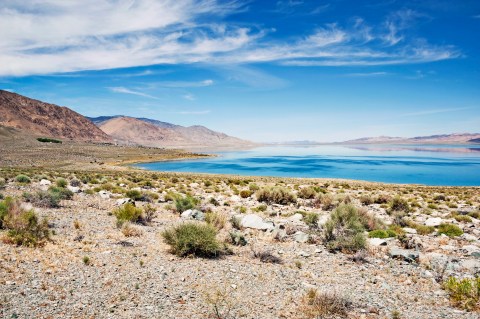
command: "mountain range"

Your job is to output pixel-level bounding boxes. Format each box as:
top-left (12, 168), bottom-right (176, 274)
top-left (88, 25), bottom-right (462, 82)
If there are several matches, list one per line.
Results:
top-left (0, 90), bottom-right (252, 148)
top-left (341, 134), bottom-right (480, 144)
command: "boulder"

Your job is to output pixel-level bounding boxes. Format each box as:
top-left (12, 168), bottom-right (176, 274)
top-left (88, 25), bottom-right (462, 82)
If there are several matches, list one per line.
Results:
top-left (294, 231), bottom-right (309, 243)
top-left (240, 214), bottom-right (274, 230)
top-left (98, 190), bottom-right (110, 199)
top-left (425, 217), bottom-right (443, 227)
top-left (289, 213), bottom-right (303, 223)
top-left (180, 209), bottom-right (205, 221)
top-left (67, 185), bottom-right (80, 193)
top-left (39, 179), bottom-right (51, 186)
top-left (116, 198), bottom-right (134, 206)
top-left (403, 227), bottom-right (417, 234)
top-left (369, 238), bottom-right (387, 246)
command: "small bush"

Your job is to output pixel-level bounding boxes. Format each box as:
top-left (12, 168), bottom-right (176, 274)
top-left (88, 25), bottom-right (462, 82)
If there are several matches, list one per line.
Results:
top-left (15, 174), bottom-right (31, 184)
top-left (142, 204), bottom-right (157, 224)
top-left (161, 223), bottom-right (222, 258)
top-left (1, 198), bottom-right (50, 247)
top-left (114, 203), bottom-right (143, 227)
top-left (359, 195), bottom-right (373, 206)
top-left (256, 187), bottom-right (296, 205)
top-left (454, 215), bottom-right (472, 223)
top-left (468, 211), bottom-right (480, 219)
top-left (298, 187), bottom-right (317, 199)
top-left (368, 229), bottom-right (396, 239)
top-left (374, 194), bottom-right (391, 204)
top-left (126, 189), bottom-right (144, 201)
top-left (229, 231), bottom-right (247, 246)
top-left (56, 178), bottom-right (68, 188)
top-left (70, 179), bottom-right (82, 187)
top-left (314, 193), bottom-right (335, 210)
top-left (205, 211), bottom-right (227, 230)
top-left (121, 222), bottom-right (143, 237)
top-left (48, 186), bottom-right (73, 200)
top-left (300, 289), bottom-right (352, 319)
top-left (37, 137), bottom-right (62, 144)
top-left (0, 177), bottom-right (6, 189)
top-left (388, 196), bottom-right (410, 213)
top-left (174, 195), bottom-right (199, 213)
top-left (437, 223), bottom-right (463, 237)
top-left (24, 190), bottom-right (61, 208)
top-left (230, 216), bottom-right (241, 230)
top-left (304, 212), bottom-right (319, 229)
top-left (443, 276), bottom-right (479, 311)
top-left (323, 204), bottom-right (366, 253)
top-left (239, 190), bottom-right (252, 198)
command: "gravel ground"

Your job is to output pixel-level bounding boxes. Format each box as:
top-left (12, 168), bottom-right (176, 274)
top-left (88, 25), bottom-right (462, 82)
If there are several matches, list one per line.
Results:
top-left (1, 177), bottom-right (479, 319)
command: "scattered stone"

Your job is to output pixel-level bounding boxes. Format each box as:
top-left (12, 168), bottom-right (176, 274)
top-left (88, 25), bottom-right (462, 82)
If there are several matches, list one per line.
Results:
top-left (389, 248), bottom-right (420, 263)
top-left (425, 217), bottom-right (443, 227)
top-left (369, 238), bottom-right (387, 246)
top-left (293, 231), bottom-right (309, 243)
top-left (240, 214), bottom-right (274, 230)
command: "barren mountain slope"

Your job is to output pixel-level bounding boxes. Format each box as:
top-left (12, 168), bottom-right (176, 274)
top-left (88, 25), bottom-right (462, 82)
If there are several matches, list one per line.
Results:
top-left (0, 90), bottom-right (111, 141)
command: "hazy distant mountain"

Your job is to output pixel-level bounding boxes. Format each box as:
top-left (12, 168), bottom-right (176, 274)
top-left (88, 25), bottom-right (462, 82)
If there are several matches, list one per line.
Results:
top-left (342, 133), bottom-right (480, 144)
top-left (0, 90), bottom-right (111, 142)
top-left (89, 115), bottom-right (254, 148)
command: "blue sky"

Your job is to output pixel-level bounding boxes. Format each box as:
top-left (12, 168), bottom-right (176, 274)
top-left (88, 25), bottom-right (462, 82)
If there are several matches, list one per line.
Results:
top-left (0, 0), bottom-right (479, 142)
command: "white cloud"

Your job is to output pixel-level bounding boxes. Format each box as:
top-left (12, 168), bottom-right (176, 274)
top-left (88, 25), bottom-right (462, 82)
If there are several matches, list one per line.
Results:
top-left (0, 1), bottom-right (461, 76)
top-left (344, 72), bottom-right (389, 77)
top-left (400, 107), bottom-right (474, 117)
top-left (108, 86), bottom-right (160, 99)
top-left (183, 93), bottom-right (195, 101)
top-left (153, 79), bottom-right (214, 88)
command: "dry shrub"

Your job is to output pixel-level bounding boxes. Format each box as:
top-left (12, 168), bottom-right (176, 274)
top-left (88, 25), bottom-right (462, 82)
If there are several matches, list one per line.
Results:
top-left (300, 289), bottom-right (352, 319)
top-left (205, 211), bottom-right (227, 230)
top-left (256, 187), bottom-right (296, 205)
top-left (251, 246), bottom-right (282, 264)
top-left (121, 222), bottom-right (143, 237)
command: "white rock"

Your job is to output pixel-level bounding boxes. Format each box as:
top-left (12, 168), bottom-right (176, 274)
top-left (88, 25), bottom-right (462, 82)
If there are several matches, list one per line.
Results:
top-left (39, 179), bottom-right (51, 186)
top-left (67, 185), bottom-right (80, 193)
top-left (116, 198), bottom-right (134, 206)
top-left (289, 213), bottom-right (304, 222)
top-left (369, 238), bottom-right (387, 246)
top-left (403, 227), bottom-right (417, 234)
top-left (462, 233), bottom-right (478, 242)
top-left (240, 214), bottom-right (274, 230)
top-left (294, 231), bottom-right (309, 243)
top-left (98, 190), bottom-right (110, 199)
top-left (425, 217), bottom-right (443, 227)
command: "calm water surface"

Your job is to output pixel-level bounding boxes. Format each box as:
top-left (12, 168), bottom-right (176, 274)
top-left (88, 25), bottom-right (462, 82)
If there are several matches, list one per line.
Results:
top-left (135, 145), bottom-right (480, 186)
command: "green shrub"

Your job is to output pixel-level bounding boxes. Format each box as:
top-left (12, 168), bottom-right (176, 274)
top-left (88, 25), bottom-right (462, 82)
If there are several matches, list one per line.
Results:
top-left (1, 198), bottom-right (50, 247)
top-left (304, 212), bottom-right (319, 228)
top-left (15, 174), bottom-right (31, 184)
top-left (256, 187), bottom-right (296, 205)
top-left (0, 177), bottom-right (6, 189)
top-left (55, 178), bottom-right (68, 188)
top-left (229, 231), bottom-right (247, 246)
top-left (443, 276), bottom-right (479, 311)
top-left (298, 187), bottom-right (317, 199)
top-left (113, 203), bottom-right (143, 227)
top-left (454, 215), bottom-right (472, 223)
top-left (239, 189), bottom-right (252, 198)
top-left (23, 190), bottom-right (62, 208)
top-left (437, 223), bottom-right (463, 237)
top-left (388, 196), bottom-right (410, 213)
top-left (48, 186), bottom-right (73, 200)
top-left (368, 229), bottom-right (396, 239)
top-left (37, 137), bottom-right (62, 144)
top-left (174, 195), bottom-right (199, 213)
top-left (249, 183), bottom-right (260, 191)
top-left (314, 193), bottom-right (336, 210)
top-left (126, 189), bottom-right (143, 201)
top-left (161, 223), bottom-right (222, 257)
top-left (359, 195), bottom-right (373, 206)
top-left (324, 204), bottom-right (367, 253)
top-left (374, 194), bottom-right (391, 204)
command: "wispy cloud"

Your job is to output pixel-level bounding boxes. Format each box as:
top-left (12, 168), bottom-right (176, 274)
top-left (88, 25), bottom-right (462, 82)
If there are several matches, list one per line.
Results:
top-left (153, 79), bottom-right (214, 88)
top-left (400, 107), bottom-right (474, 117)
top-left (0, 1), bottom-right (461, 76)
top-left (183, 93), bottom-right (195, 101)
top-left (344, 72), bottom-right (389, 77)
top-left (108, 87), bottom-right (160, 100)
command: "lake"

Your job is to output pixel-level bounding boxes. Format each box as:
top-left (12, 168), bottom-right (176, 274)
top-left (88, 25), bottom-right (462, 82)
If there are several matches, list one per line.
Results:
top-left (134, 145), bottom-right (480, 186)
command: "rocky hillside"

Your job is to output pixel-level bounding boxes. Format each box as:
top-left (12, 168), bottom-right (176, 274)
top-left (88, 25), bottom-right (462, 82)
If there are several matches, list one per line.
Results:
top-left (90, 115), bottom-right (254, 148)
top-left (0, 90), bottom-right (111, 142)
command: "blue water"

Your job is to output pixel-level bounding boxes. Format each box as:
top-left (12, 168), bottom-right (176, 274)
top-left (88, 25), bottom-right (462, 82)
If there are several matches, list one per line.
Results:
top-left (134, 145), bottom-right (480, 186)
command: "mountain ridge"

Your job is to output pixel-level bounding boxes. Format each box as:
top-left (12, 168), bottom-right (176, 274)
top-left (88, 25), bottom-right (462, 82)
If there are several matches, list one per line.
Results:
top-left (0, 90), bottom-right (111, 142)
